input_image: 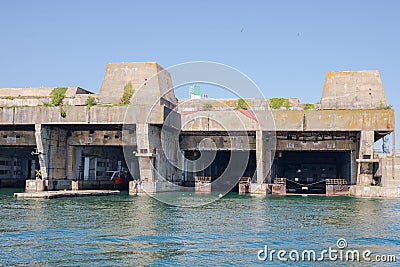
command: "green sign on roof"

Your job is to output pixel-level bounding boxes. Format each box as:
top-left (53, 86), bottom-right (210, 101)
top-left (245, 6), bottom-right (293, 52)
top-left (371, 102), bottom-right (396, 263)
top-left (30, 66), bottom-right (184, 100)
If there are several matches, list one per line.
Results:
top-left (193, 85), bottom-right (201, 95)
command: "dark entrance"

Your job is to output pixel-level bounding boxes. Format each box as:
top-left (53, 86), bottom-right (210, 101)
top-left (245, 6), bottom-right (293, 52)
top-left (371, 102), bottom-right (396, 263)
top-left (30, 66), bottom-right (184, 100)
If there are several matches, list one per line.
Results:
top-left (184, 150), bottom-right (256, 192)
top-left (271, 151), bottom-right (352, 194)
top-left (0, 147), bottom-right (39, 188)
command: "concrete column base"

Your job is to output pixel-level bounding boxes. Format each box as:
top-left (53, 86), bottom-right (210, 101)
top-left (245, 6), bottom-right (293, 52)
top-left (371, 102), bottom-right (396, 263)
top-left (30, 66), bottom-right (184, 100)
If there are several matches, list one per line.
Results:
top-left (272, 183), bottom-right (286, 195)
top-left (239, 183), bottom-right (250, 194)
top-left (129, 180), bottom-right (180, 195)
top-left (72, 181), bottom-right (79, 191)
top-left (249, 183), bottom-right (270, 195)
top-left (25, 179), bottom-right (46, 192)
top-left (326, 185), bottom-right (350, 196)
top-left (195, 182), bottom-right (211, 193)
top-left (359, 173), bottom-right (373, 186)
top-left (350, 185), bottom-right (400, 198)
top-left (129, 180), bottom-right (153, 195)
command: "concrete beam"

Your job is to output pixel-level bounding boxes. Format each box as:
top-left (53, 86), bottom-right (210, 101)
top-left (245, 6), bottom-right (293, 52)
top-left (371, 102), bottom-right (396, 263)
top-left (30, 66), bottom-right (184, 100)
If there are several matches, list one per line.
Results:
top-left (0, 105), bottom-right (166, 125)
top-left (276, 140), bottom-right (357, 151)
top-left (0, 131), bottom-right (36, 146)
top-left (181, 109), bottom-right (394, 132)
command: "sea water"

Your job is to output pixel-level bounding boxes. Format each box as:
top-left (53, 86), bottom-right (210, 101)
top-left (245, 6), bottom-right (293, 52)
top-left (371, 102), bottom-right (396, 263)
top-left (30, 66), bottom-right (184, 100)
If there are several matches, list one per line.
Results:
top-left (0, 189), bottom-right (399, 266)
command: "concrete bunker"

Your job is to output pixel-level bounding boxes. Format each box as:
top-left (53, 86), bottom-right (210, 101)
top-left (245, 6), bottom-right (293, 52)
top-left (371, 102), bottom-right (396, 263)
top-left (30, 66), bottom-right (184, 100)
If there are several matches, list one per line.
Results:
top-left (0, 63), bottom-right (397, 198)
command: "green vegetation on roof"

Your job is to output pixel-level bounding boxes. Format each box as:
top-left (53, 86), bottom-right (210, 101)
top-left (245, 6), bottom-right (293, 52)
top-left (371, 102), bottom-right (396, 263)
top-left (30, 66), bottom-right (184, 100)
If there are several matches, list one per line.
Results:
top-left (235, 98), bottom-right (248, 110)
top-left (51, 87), bottom-right (68, 106)
top-left (119, 82), bottom-right (135, 105)
top-left (203, 103), bottom-right (213, 110)
top-left (85, 95), bottom-right (97, 109)
top-left (269, 98), bottom-right (290, 110)
top-left (304, 103), bottom-right (315, 110)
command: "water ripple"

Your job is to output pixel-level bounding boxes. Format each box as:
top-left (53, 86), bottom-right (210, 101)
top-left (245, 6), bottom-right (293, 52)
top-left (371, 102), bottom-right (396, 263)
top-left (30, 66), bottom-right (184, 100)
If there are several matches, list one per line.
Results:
top-left (0, 190), bottom-right (399, 266)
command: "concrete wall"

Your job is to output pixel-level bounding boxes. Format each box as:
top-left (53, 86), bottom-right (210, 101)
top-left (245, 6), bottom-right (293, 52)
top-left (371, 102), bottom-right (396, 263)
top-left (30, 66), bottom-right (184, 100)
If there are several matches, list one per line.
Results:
top-left (0, 105), bottom-right (393, 133)
top-left (40, 126), bottom-right (69, 180)
top-left (376, 154), bottom-right (400, 187)
top-left (0, 94), bottom-right (94, 107)
top-left (156, 64), bottom-right (177, 109)
top-left (180, 135), bottom-right (256, 151)
top-left (321, 71), bottom-right (387, 109)
top-left (276, 140), bottom-right (357, 151)
top-left (0, 106), bottom-right (130, 125)
top-left (350, 154), bottom-right (400, 197)
top-left (0, 87), bottom-right (91, 98)
top-left (181, 109), bottom-right (394, 132)
top-left (99, 62), bottom-right (177, 106)
top-left (0, 130), bottom-right (36, 146)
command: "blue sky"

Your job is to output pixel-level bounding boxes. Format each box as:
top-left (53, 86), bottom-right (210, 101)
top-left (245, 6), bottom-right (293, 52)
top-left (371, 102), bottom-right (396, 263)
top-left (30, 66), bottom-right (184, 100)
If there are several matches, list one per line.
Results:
top-left (0, 0), bottom-right (399, 148)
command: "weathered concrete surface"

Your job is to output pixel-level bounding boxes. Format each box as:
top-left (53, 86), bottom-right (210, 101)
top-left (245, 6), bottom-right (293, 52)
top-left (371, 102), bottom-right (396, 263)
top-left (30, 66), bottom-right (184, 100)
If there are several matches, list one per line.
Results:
top-left (0, 63), bottom-right (396, 197)
top-left (0, 87), bottom-right (91, 98)
top-left (326, 185), bottom-right (350, 196)
top-left (376, 155), bottom-right (400, 187)
top-left (25, 179), bottom-right (46, 192)
top-left (0, 94), bottom-right (94, 107)
top-left (0, 87), bottom-right (94, 107)
top-left (249, 183), bottom-right (270, 195)
top-left (357, 131), bottom-right (375, 186)
top-left (271, 183), bottom-right (286, 195)
top-left (351, 155), bottom-right (400, 197)
top-left (256, 131), bottom-right (273, 184)
top-left (36, 125), bottom-right (69, 180)
top-left (321, 70), bottom-right (387, 109)
top-left (350, 186), bottom-right (400, 198)
top-left (180, 135), bottom-right (256, 150)
top-left (0, 130), bottom-right (36, 146)
top-left (99, 62), bottom-right (177, 108)
top-left (0, 105), bottom-right (166, 125)
top-left (133, 123), bottom-right (181, 192)
top-left (181, 109), bottom-right (394, 132)
top-left (276, 140), bottom-right (357, 151)
top-left (71, 180), bottom-right (115, 190)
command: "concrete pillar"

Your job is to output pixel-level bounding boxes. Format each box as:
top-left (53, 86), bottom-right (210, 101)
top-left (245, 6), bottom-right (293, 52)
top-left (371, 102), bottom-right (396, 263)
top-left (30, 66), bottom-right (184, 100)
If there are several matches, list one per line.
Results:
top-left (256, 131), bottom-right (272, 184)
top-left (357, 131), bottom-right (375, 186)
top-left (351, 150), bottom-right (357, 185)
top-left (132, 123), bottom-right (181, 194)
top-left (133, 123), bottom-right (157, 193)
top-left (35, 125), bottom-right (69, 181)
top-left (75, 147), bottom-right (83, 179)
top-left (34, 124), bottom-right (48, 180)
top-left (84, 157), bottom-right (90, 180)
top-left (67, 146), bottom-right (77, 180)
top-left (94, 158), bottom-right (98, 181)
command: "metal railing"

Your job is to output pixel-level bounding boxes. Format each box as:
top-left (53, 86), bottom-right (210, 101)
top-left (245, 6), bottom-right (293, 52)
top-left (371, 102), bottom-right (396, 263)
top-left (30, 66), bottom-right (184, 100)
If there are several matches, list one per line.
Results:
top-left (274, 178), bottom-right (287, 184)
top-left (326, 179), bottom-right (348, 185)
top-left (194, 176), bottom-right (211, 182)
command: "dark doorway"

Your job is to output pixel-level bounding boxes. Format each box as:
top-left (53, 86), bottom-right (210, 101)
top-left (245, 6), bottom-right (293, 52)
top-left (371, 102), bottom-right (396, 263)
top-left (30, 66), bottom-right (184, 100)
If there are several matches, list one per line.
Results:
top-left (184, 150), bottom-right (256, 192)
top-left (271, 151), bottom-right (352, 194)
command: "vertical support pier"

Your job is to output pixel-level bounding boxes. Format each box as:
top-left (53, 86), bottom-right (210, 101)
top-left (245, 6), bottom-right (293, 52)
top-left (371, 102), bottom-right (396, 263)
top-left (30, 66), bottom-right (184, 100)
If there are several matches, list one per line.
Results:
top-left (272, 178), bottom-right (286, 195)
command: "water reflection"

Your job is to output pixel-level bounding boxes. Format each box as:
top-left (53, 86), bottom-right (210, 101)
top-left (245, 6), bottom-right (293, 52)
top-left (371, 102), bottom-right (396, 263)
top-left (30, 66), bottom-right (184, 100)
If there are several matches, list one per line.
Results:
top-left (0, 190), bottom-right (399, 266)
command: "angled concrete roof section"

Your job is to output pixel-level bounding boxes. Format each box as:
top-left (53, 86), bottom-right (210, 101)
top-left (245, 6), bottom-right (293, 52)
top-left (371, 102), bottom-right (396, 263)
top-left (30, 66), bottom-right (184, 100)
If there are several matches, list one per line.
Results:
top-left (0, 87), bottom-right (93, 98)
top-left (321, 70), bottom-right (387, 109)
top-left (98, 62), bottom-right (177, 107)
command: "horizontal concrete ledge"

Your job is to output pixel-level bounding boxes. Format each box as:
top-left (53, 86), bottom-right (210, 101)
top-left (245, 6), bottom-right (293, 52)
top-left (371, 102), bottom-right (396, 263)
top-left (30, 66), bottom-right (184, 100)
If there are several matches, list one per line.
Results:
top-left (182, 109), bottom-right (395, 132)
top-left (14, 190), bottom-right (120, 199)
top-left (350, 185), bottom-right (400, 198)
top-left (0, 105), bottom-right (166, 125)
top-left (356, 159), bottom-right (380, 163)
